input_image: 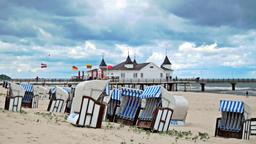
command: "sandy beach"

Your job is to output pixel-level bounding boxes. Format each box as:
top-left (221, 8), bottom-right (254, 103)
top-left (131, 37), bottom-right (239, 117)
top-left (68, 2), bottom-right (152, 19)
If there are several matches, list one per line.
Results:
top-left (0, 87), bottom-right (255, 144)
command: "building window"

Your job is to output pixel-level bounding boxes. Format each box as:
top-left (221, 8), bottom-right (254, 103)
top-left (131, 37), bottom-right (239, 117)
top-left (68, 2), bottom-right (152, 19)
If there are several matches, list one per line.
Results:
top-left (121, 73), bottom-right (125, 78)
top-left (160, 73), bottom-right (163, 78)
top-left (150, 66), bottom-right (154, 68)
top-left (133, 73), bottom-right (138, 78)
top-left (140, 73), bottom-right (143, 78)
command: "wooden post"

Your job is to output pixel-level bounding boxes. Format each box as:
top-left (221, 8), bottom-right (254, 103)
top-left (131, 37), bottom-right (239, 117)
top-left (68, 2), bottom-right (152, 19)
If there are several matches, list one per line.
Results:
top-left (231, 83), bottom-right (236, 91)
top-left (200, 83), bottom-right (205, 92)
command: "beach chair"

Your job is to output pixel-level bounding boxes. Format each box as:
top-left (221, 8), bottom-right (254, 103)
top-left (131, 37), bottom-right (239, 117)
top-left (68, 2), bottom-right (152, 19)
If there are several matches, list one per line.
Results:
top-left (47, 86), bottom-right (69, 113)
top-left (137, 86), bottom-right (177, 132)
top-left (2, 81), bottom-right (9, 89)
top-left (215, 100), bottom-right (251, 139)
top-left (64, 86), bottom-right (75, 113)
top-left (4, 82), bottom-right (25, 112)
top-left (251, 118), bottom-right (256, 136)
top-left (106, 88), bottom-right (121, 122)
top-left (67, 80), bottom-right (110, 128)
top-left (33, 85), bottom-right (49, 99)
top-left (115, 87), bottom-right (143, 126)
top-left (20, 83), bottom-right (39, 108)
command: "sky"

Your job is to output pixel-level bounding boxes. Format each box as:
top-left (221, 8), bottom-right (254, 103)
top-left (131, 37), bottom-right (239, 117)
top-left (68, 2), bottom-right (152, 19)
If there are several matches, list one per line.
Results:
top-left (0, 0), bottom-right (256, 78)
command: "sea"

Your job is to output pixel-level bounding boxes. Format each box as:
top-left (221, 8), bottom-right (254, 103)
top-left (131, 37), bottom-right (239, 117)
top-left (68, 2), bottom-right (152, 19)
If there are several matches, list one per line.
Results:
top-left (177, 83), bottom-right (256, 96)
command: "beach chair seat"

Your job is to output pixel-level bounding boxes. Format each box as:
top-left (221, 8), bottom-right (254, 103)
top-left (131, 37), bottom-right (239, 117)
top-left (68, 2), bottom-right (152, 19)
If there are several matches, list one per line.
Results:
top-left (20, 83), bottom-right (39, 108)
top-left (106, 88), bottom-right (121, 122)
top-left (115, 88), bottom-right (143, 126)
top-left (215, 100), bottom-right (251, 139)
top-left (137, 86), bottom-right (176, 132)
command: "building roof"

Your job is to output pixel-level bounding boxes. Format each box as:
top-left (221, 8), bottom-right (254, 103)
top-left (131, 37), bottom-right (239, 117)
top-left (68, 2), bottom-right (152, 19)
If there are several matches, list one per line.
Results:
top-left (133, 59), bottom-right (137, 64)
top-left (112, 62), bottom-right (149, 70)
top-left (161, 56), bottom-right (172, 65)
top-left (124, 55), bottom-right (133, 64)
top-left (99, 58), bottom-right (107, 67)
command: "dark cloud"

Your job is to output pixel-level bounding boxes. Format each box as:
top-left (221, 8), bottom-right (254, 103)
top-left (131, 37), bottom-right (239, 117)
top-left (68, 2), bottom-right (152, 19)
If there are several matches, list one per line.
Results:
top-left (155, 0), bottom-right (256, 29)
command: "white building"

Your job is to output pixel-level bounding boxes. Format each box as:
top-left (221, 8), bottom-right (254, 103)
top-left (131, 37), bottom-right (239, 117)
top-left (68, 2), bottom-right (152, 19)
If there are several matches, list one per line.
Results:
top-left (106, 55), bottom-right (173, 80)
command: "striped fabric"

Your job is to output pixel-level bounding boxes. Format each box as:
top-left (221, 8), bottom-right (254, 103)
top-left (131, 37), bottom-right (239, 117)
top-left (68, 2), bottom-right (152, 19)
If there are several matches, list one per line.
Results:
top-left (111, 88), bottom-right (121, 101)
top-left (104, 83), bottom-right (111, 96)
top-left (116, 87), bottom-right (143, 120)
top-left (107, 100), bottom-right (120, 116)
top-left (140, 86), bottom-right (161, 99)
top-left (121, 87), bottom-right (143, 97)
top-left (139, 98), bottom-right (161, 120)
top-left (220, 100), bottom-right (244, 113)
top-left (20, 83), bottom-right (33, 92)
top-left (118, 97), bottom-right (141, 120)
top-left (219, 112), bottom-right (243, 132)
top-left (62, 87), bottom-right (71, 94)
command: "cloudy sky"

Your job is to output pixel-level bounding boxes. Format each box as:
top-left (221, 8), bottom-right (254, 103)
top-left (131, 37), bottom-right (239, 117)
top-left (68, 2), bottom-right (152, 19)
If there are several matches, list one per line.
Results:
top-left (0, 0), bottom-right (256, 78)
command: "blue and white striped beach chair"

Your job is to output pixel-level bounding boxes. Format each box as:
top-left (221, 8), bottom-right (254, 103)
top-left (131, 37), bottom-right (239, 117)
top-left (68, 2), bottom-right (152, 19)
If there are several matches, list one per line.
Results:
top-left (215, 100), bottom-right (251, 139)
top-left (137, 85), bottom-right (174, 132)
top-left (115, 87), bottom-right (143, 125)
top-left (106, 88), bottom-right (121, 122)
top-left (20, 83), bottom-right (39, 108)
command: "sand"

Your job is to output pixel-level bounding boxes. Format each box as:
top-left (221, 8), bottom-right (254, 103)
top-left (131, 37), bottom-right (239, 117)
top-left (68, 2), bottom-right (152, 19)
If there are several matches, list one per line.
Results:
top-left (0, 86), bottom-right (255, 144)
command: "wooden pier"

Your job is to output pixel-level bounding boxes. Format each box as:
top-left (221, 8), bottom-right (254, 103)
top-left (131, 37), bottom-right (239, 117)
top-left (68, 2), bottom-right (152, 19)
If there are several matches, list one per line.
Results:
top-left (1, 78), bottom-right (256, 91)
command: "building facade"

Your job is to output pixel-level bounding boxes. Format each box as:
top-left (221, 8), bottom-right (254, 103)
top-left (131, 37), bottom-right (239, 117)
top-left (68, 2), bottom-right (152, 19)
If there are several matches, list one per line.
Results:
top-left (86, 55), bottom-right (173, 81)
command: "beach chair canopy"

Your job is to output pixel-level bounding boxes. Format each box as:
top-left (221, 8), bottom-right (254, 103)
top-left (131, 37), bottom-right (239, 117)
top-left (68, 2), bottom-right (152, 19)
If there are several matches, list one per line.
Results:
top-left (20, 83), bottom-right (33, 93)
top-left (111, 88), bottom-right (121, 101)
top-left (33, 85), bottom-right (48, 95)
top-left (172, 95), bottom-right (189, 121)
top-left (71, 80), bottom-right (110, 113)
top-left (9, 82), bottom-right (25, 97)
top-left (219, 100), bottom-right (251, 119)
top-left (116, 87), bottom-right (143, 120)
top-left (140, 85), bottom-right (175, 109)
top-left (121, 87), bottom-right (143, 97)
top-left (62, 87), bottom-right (72, 94)
top-left (54, 86), bottom-right (69, 100)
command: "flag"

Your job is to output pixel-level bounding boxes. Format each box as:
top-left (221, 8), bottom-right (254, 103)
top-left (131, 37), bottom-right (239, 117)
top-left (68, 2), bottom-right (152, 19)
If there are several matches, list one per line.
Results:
top-left (72, 66), bottom-right (78, 71)
top-left (107, 65), bottom-right (113, 69)
top-left (86, 64), bottom-right (92, 69)
top-left (41, 63), bottom-right (47, 68)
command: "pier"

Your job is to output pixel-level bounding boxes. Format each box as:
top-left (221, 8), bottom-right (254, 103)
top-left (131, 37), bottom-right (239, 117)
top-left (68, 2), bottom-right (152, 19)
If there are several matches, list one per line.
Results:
top-left (1, 78), bottom-right (256, 92)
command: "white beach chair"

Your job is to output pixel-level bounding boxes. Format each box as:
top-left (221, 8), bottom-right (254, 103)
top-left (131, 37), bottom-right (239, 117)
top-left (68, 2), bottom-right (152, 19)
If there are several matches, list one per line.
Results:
top-left (67, 80), bottom-right (110, 128)
top-left (4, 82), bottom-right (25, 112)
top-left (47, 86), bottom-right (69, 113)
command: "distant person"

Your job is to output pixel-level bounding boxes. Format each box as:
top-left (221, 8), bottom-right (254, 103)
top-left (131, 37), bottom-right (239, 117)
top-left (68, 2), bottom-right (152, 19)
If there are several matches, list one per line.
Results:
top-left (246, 91), bottom-right (249, 97)
top-left (36, 76), bottom-right (39, 82)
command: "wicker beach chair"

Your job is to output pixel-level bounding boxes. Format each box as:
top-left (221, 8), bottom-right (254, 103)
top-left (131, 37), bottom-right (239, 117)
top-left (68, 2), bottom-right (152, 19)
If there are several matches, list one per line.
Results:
top-left (137, 86), bottom-right (175, 132)
top-left (106, 88), bottom-right (121, 122)
top-left (4, 82), bottom-right (25, 112)
top-left (115, 87), bottom-right (143, 126)
top-left (215, 100), bottom-right (252, 139)
top-left (47, 86), bottom-right (70, 113)
top-left (20, 83), bottom-right (39, 108)
top-left (67, 80), bottom-right (110, 128)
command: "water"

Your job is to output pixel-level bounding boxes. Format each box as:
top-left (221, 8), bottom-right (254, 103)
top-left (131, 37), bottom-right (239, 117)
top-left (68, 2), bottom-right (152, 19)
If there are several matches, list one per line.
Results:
top-left (177, 83), bottom-right (256, 96)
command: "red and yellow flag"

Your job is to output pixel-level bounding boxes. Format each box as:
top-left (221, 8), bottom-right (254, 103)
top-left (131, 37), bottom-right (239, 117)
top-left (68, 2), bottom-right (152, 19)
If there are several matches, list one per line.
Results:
top-left (72, 66), bottom-right (78, 71)
top-left (86, 64), bottom-right (92, 69)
